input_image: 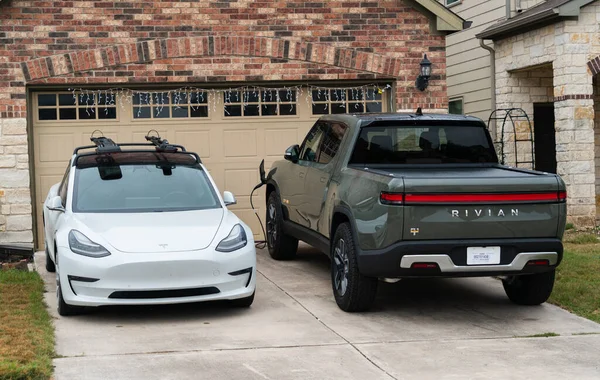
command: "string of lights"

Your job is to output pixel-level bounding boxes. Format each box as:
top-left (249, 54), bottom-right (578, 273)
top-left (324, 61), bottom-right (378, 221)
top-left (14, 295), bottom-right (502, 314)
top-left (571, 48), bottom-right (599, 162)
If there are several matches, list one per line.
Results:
top-left (67, 84), bottom-right (393, 116)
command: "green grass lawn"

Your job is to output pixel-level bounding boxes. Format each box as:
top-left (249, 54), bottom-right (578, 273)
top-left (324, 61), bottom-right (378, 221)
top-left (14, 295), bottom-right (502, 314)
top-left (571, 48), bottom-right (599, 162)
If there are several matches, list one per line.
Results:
top-left (549, 233), bottom-right (600, 324)
top-left (0, 270), bottom-right (54, 380)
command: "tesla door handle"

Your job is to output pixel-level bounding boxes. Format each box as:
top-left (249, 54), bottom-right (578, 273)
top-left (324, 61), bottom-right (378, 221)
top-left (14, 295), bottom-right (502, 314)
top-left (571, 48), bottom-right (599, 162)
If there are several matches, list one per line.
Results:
top-left (299, 172), bottom-right (305, 179)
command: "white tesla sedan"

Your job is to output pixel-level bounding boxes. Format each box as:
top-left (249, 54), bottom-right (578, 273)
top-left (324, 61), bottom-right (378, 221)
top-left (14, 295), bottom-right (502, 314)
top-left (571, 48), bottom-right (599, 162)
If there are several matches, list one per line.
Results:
top-left (43, 135), bottom-right (256, 316)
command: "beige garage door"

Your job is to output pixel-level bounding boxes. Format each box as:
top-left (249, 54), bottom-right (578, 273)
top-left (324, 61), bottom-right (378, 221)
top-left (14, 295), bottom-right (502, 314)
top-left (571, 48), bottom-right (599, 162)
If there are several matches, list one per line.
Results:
top-left (32, 86), bottom-right (387, 249)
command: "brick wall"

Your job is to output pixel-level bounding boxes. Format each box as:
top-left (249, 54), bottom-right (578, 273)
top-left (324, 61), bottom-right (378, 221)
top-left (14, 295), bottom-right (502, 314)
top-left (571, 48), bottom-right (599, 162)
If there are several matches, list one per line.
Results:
top-left (0, 0), bottom-right (449, 117)
top-left (0, 0), bottom-right (450, 244)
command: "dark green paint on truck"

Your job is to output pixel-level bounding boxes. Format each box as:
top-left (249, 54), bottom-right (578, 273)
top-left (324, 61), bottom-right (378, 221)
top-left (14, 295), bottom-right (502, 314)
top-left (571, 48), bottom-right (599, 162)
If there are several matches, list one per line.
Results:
top-left (266, 112), bottom-right (566, 312)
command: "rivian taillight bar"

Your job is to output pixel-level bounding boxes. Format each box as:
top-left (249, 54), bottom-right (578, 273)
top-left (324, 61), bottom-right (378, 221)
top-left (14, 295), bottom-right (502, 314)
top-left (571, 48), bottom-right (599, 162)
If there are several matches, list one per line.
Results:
top-left (380, 192), bottom-right (404, 205)
top-left (380, 191), bottom-right (567, 205)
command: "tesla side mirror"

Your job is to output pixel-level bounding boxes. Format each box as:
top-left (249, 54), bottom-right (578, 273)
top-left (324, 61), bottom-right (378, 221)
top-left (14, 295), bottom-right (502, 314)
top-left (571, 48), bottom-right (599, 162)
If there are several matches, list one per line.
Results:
top-left (223, 191), bottom-right (237, 206)
top-left (47, 196), bottom-right (65, 213)
top-left (284, 145), bottom-right (300, 163)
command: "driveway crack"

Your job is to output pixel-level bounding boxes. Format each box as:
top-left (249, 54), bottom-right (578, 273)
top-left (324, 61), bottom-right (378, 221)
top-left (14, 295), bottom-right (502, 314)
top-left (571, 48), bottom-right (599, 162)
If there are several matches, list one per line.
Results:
top-left (257, 270), bottom-right (398, 380)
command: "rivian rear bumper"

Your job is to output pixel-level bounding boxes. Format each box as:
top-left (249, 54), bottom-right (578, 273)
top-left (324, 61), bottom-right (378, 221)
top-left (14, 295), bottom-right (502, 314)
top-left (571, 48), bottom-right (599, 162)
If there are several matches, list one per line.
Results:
top-left (357, 238), bottom-right (563, 278)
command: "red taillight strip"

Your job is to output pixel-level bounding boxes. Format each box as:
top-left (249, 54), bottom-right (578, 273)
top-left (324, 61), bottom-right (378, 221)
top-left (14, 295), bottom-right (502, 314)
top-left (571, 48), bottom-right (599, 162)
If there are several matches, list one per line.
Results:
top-left (558, 191), bottom-right (567, 201)
top-left (380, 192), bottom-right (404, 204)
top-left (381, 191), bottom-right (566, 204)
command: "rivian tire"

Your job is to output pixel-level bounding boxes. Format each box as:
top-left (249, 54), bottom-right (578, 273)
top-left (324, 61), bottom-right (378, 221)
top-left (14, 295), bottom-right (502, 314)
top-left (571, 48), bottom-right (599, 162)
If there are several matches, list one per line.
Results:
top-left (266, 192), bottom-right (298, 260)
top-left (502, 269), bottom-right (556, 306)
top-left (331, 223), bottom-right (378, 312)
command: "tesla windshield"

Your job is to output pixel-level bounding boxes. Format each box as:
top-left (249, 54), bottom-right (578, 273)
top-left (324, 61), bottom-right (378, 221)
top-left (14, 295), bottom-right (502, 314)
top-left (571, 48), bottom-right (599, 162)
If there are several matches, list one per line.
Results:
top-left (73, 162), bottom-right (221, 213)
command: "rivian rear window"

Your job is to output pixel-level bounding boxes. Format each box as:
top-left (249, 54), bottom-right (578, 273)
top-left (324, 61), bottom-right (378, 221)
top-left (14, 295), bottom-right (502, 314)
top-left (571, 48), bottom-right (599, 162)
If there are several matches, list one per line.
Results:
top-left (73, 163), bottom-right (220, 213)
top-left (349, 124), bottom-right (498, 165)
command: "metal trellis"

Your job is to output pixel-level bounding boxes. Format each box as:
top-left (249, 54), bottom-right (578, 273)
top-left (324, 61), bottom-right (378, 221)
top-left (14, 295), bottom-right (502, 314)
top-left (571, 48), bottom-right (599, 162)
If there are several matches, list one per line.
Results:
top-left (487, 108), bottom-right (534, 169)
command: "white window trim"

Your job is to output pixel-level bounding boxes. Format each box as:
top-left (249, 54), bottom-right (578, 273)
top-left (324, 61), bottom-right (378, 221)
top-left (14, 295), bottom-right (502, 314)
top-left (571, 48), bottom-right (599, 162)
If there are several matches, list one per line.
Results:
top-left (445, 0), bottom-right (462, 8)
top-left (448, 97), bottom-right (464, 115)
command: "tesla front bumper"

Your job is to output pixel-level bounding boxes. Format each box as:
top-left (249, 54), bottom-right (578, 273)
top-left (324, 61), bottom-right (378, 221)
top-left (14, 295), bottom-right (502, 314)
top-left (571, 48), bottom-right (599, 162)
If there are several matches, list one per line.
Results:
top-left (57, 244), bottom-right (256, 307)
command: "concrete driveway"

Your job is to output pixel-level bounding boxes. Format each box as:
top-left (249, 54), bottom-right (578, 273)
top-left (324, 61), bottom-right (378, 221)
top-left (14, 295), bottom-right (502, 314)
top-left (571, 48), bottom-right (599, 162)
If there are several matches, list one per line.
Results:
top-left (36, 246), bottom-right (600, 379)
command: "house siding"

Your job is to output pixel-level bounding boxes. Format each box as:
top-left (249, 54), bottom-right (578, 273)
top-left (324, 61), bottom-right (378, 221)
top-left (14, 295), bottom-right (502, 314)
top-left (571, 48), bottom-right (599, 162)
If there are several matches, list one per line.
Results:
top-left (441, 0), bottom-right (506, 123)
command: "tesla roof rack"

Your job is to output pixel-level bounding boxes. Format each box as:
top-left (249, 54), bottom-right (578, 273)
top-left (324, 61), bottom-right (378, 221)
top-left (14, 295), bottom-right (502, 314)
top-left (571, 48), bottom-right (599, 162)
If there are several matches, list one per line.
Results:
top-left (72, 130), bottom-right (201, 166)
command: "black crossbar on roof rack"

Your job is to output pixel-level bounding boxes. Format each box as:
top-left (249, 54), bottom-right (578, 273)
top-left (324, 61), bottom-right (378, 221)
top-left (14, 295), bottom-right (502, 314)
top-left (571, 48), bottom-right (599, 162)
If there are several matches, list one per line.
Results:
top-left (73, 149), bottom-right (201, 167)
top-left (73, 142), bottom-right (188, 155)
top-left (72, 130), bottom-right (198, 166)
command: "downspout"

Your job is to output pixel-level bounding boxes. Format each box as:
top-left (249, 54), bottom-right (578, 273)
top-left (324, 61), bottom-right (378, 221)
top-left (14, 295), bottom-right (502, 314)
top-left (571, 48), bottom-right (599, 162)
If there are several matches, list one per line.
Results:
top-left (479, 39), bottom-right (496, 135)
top-left (506, 0), bottom-right (511, 20)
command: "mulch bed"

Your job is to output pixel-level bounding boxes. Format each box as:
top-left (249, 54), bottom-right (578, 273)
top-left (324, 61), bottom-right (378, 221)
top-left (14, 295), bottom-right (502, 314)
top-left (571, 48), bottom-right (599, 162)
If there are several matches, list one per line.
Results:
top-left (0, 245), bottom-right (34, 271)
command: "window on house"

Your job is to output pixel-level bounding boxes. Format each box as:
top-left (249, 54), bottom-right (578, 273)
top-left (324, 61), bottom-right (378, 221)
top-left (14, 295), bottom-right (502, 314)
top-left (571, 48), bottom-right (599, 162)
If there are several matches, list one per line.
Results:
top-left (133, 91), bottom-right (209, 119)
top-left (223, 89), bottom-right (297, 117)
top-left (449, 98), bottom-right (463, 115)
top-left (37, 93), bottom-right (118, 121)
top-left (311, 87), bottom-right (384, 115)
top-left (446, 0), bottom-right (461, 7)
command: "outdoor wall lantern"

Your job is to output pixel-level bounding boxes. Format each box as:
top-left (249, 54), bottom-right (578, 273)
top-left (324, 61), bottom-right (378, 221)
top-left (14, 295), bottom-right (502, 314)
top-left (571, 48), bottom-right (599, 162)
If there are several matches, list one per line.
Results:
top-left (415, 54), bottom-right (432, 91)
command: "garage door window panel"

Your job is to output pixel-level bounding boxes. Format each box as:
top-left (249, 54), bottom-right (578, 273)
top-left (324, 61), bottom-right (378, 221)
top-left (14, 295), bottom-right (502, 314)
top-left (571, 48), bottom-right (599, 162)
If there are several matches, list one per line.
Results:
top-left (311, 87), bottom-right (383, 115)
top-left (224, 89), bottom-right (297, 117)
top-left (36, 93), bottom-right (117, 121)
top-left (133, 91), bottom-right (208, 120)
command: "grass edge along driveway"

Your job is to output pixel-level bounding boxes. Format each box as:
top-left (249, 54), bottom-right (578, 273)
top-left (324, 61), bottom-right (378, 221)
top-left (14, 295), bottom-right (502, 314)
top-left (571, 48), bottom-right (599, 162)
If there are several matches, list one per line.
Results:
top-left (0, 270), bottom-right (54, 380)
top-left (549, 232), bottom-right (600, 324)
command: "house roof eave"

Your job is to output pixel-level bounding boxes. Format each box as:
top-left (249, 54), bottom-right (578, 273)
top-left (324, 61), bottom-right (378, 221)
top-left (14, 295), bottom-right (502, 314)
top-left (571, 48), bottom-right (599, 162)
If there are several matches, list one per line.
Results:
top-left (476, 0), bottom-right (596, 41)
top-left (412, 0), bottom-right (471, 33)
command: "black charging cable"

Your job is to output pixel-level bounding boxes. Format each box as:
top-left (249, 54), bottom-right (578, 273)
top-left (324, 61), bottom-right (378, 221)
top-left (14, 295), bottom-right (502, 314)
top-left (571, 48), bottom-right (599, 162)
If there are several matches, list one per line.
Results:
top-left (250, 183), bottom-right (267, 249)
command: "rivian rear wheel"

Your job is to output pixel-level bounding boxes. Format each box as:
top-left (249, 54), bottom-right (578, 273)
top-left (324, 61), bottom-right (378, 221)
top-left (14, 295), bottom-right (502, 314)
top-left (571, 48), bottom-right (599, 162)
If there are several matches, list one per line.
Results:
top-left (266, 192), bottom-right (298, 260)
top-left (502, 269), bottom-right (555, 306)
top-left (331, 223), bottom-right (378, 312)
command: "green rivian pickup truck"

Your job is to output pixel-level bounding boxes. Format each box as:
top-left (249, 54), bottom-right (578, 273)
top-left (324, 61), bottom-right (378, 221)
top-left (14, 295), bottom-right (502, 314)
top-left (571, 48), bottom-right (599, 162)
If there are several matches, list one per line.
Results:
top-left (264, 112), bottom-right (567, 312)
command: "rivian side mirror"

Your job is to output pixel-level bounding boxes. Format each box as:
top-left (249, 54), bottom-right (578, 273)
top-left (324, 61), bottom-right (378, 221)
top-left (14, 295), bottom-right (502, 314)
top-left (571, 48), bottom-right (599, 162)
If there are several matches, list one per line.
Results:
top-left (223, 191), bottom-right (237, 206)
top-left (285, 145), bottom-right (300, 163)
top-left (47, 196), bottom-right (65, 213)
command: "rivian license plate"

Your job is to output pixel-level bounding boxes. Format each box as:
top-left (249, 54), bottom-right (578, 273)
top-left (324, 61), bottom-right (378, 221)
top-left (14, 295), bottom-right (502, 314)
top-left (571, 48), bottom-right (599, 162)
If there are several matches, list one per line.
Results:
top-left (467, 246), bottom-right (500, 265)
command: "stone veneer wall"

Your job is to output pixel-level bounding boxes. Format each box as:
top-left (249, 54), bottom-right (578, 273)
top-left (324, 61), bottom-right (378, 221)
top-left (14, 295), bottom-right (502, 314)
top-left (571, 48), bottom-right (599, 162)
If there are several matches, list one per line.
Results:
top-left (494, 2), bottom-right (600, 227)
top-left (594, 78), bottom-right (600, 218)
top-left (494, 66), bottom-right (553, 169)
top-left (0, 118), bottom-right (33, 244)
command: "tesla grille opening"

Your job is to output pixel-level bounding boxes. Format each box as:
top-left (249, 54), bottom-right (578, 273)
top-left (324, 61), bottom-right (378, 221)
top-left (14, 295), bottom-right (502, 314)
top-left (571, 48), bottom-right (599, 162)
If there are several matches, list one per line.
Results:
top-left (108, 287), bottom-right (220, 299)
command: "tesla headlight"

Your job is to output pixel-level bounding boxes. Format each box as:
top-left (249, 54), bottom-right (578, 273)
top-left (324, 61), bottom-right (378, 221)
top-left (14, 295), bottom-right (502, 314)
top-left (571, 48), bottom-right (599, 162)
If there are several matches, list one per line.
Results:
top-left (216, 224), bottom-right (247, 252)
top-left (68, 230), bottom-right (111, 258)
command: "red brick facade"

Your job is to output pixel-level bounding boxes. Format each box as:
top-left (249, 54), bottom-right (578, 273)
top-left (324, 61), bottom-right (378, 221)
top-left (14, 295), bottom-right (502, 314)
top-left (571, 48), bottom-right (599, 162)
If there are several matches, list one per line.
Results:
top-left (0, 0), bottom-right (448, 118)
